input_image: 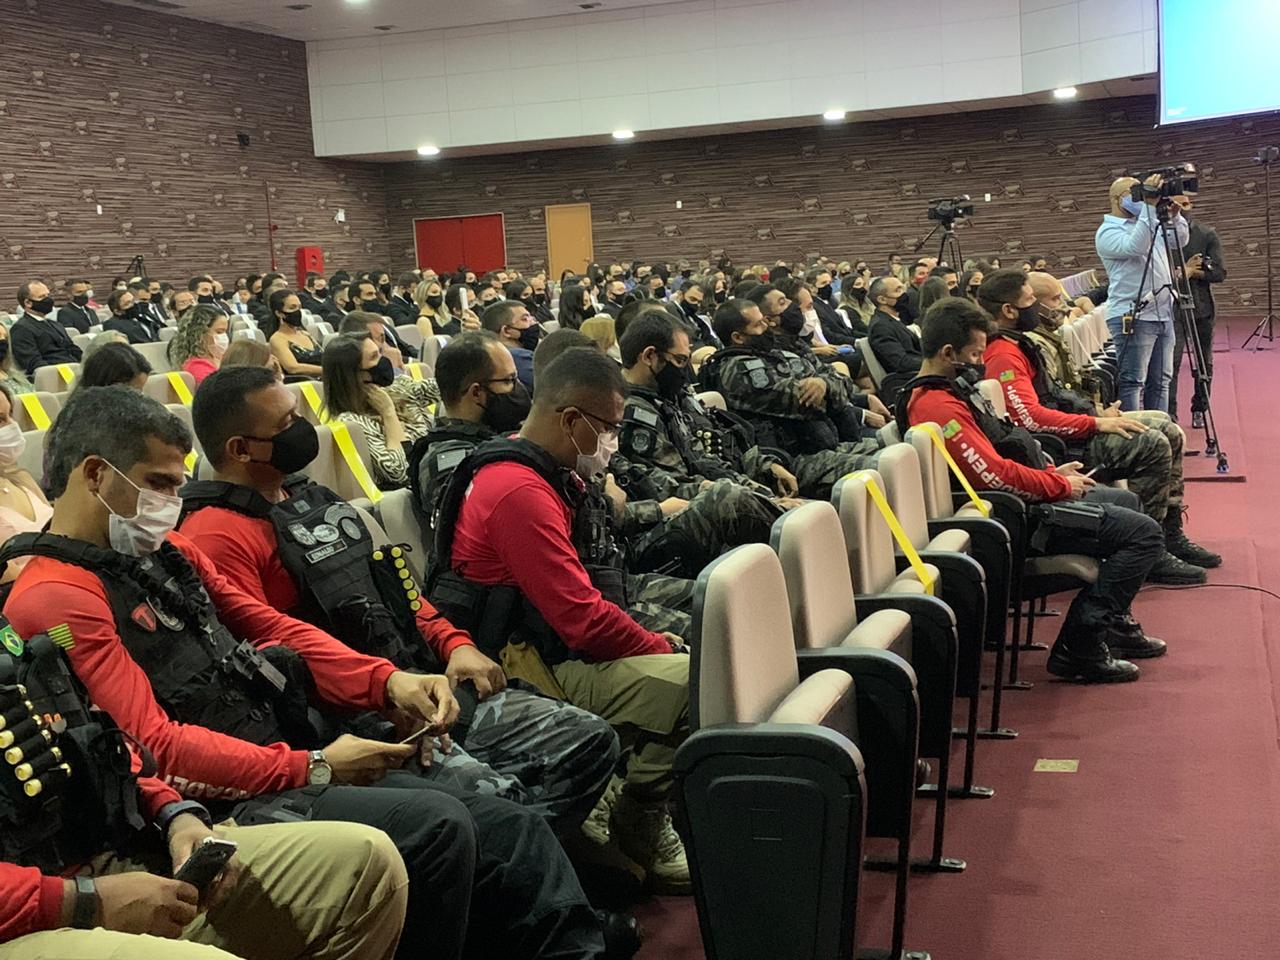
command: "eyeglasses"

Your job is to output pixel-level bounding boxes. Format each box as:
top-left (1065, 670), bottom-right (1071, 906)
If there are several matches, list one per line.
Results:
top-left (484, 375), bottom-right (519, 389)
top-left (556, 405), bottom-right (623, 433)
top-left (662, 352), bottom-right (692, 368)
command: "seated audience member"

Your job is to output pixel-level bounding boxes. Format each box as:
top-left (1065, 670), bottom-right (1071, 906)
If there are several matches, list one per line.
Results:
top-left (837, 271), bottom-right (874, 333)
top-left (801, 270), bottom-right (860, 348)
top-left (226, 278), bottom-right (254, 317)
top-left (268, 289), bottom-right (323, 379)
top-left (220, 336), bottom-right (284, 379)
top-left (387, 272), bottom-right (420, 324)
top-left (0, 381), bottom-right (50, 580)
top-left (0, 385), bottom-right (612, 960)
top-left (599, 278), bottom-right (629, 319)
top-left (667, 280), bottom-right (719, 348)
top-left (342, 310), bottom-right (406, 372)
top-left (959, 268), bottom-right (984, 302)
top-left (323, 333), bottom-right (440, 489)
top-left (11, 279), bottom-right (83, 376)
top-left (415, 279), bottom-right (451, 337)
top-left (867, 275), bottom-right (923, 403)
top-left (437, 284), bottom-right (481, 338)
top-left (700, 298), bottom-right (882, 499)
top-left (103, 288), bottom-right (159, 345)
top-left (429, 346), bottom-right (693, 894)
top-left (771, 278), bottom-right (843, 359)
top-left (558, 284), bottom-right (595, 330)
top-left (580, 315), bottom-right (620, 362)
top-left (978, 269), bottom-right (1218, 583)
top-left (57, 277), bottom-right (97, 334)
top-left (170, 287), bottom-right (196, 321)
top-left (916, 276), bottom-right (950, 319)
top-left (167, 304), bottom-right (228, 387)
top-left (482, 299), bottom-right (541, 390)
top-left (299, 271), bottom-right (341, 322)
top-left (128, 279), bottom-right (167, 337)
top-left (0, 324), bottom-right (34, 396)
top-left (82, 329), bottom-right (129, 362)
top-left (77, 341), bottom-right (152, 391)
top-left (929, 263), bottom-right (960, 291)
top-left (476, 284), bottom-right (501, 312)
top-left (901, 296), bottom-right (1164, 682)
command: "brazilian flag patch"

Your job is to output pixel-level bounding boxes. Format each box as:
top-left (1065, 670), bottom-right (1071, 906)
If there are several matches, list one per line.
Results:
top-left (0, 625), bottom-right (22, 657)
top-left (942, 419), bottom-right (962, 439)
top-left (998, 369), bottom-right (1016, 382)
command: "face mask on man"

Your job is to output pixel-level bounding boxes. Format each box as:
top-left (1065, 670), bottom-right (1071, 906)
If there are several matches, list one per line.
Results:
top-left (481, 380), bottom-right (532, 433)
top-left (1011, 302), bottom-right (1041, 332)
top-left (96, 461), bottom-right (182, 556)
top-left (891, 292), bottom-right (911, 314)
top-left (570, 415), bottom-right (618, 480)
top-left (1120, 195), bottom-right (1146, 218)
top-left (197, 293), bottom-right (215, 304)
top-left (360, 297), bottom-right (380, 312)
top-left (72, 293), bottom-right (90, 307)
top-left (652, 286), bottom-right (667, 300)
top-left (817, 284), bottom-right (833, 300)
top-left (682, 300), bottom-right (702, 318)
top-left (654, 356), bottom-right (692, 401)
top-left (313, 286), bottom-right (328, 299)
top-left (0, 422), bottom-right (26, 466)
top-left (514, 324), bottom-right (541, 351)
top-left (245, 417), bottom-right (321, 475)
top-left (743, 328), bottom-right (776, 352)
top-left (125, 303), bottom-right (143, 320)
top-left (952, 360), bottom-right (986, 386)
top-left (28, 295), bottom-right (55, 315)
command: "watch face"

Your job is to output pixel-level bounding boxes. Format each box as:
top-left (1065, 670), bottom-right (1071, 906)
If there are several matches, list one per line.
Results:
top-left (308, 756), bottom-right (332, 785)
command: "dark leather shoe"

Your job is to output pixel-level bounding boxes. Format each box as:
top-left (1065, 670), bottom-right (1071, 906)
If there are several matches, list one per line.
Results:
top-left (1147, 551), bottom-right (1207, 585)
top-left (1047, 637), bottom-right (1140, 683)
top-left (1105, 614), bottom-right (1167, 658)
top-left (1166, 531), bottom-right (1222, 569)
top-left (596, 909), bottom-right (643, 959)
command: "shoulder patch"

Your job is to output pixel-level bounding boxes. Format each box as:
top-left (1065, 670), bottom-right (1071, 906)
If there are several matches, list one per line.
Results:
top-left (626, 405), bottom-right (660, 427)
top-left (0, 624), bottom-right (23, 657)
top-left (743, 358), bottom-right (766, 371)
top-left (942, 419), bottom-right (962, 439)
top-left (998, 369), bottom-right (1016, 382)
top-left (434, 448), bottom-right (468, 472)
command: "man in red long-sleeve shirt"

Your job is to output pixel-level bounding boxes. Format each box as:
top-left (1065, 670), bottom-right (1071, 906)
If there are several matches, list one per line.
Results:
top-left (905, 297), bottom-right (1164, 684)
top-left (434, 345), bottom-right (692, 895)
top-left (977, 268), bottom-right (1213, 585)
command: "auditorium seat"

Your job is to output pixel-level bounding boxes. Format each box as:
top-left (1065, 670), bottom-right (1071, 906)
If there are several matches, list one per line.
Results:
top-left (857, 336), bottom-right (888, 388)
top-left (17, 429), bottom-right (44, 484)
top-left (144, 371), bottom-right (196, 406)
top-left (977, 378), bottom-right (1006, 417)
top-left (302, 421), bottom-right (378, 503)
top-left (13, 393), bottom-right (61, 433)
top-left (166, 404), bottom-right (202, 455)
top-left (72, 334), bottom-right (94, 353)
top-left (285, 381), bottom-right (327, 425)
top-left (159, 328), bottom-right (178, 342)
top-left (541, 319), bottom-right (560, 333)
top-left (675, 543), bottom-right (869, 960)
top-left (32, 363), bottom-right (80, 394)
top-left (395, 325), bottom-right (424, 353)
top-left (419, 336), bottom-right (446, 371)
top-left (133, 341), bottom-right (172, 374)
top-left (695, 390), bottom-right (726, 411)
top-left (373, 488), bottom-right (427, 579)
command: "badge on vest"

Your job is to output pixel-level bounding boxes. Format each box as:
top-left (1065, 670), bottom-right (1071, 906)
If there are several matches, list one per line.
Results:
top-left (743, 357), bottom-right (770, 389)
top-left (0, 624), bottom-right (23, 657)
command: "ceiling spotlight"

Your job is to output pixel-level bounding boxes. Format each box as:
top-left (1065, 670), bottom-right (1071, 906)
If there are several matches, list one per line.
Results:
top-left (612, 129), bottom-right (635, 140)
top-left (417, 145), bottom-right (440, 157)
top-left (822, 109), bottom-right (847, 121)
top-left (1052, 86), bottom-right (1078, 99)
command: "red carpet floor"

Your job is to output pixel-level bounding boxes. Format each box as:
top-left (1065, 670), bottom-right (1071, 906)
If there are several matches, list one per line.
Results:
top-left (634, 318), bottom-right (1280, 959)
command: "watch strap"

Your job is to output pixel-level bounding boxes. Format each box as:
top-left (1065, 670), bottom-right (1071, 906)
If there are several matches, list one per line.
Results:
top-left (71, 875), bottom-right (98, 929)
top-left (154, 800), bottom-right (213, 838)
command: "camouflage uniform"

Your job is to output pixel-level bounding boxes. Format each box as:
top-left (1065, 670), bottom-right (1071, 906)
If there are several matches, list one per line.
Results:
top-left (701, 345), bottom-right (882, 499)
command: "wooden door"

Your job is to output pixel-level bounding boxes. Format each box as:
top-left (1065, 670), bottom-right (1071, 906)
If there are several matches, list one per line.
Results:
top-left (545, 203), bottom-right (593, 279)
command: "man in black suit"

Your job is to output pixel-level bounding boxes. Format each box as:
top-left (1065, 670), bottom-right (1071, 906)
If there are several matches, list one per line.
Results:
top-left (11, 279), bottom-right (83, 375)
top-left (866, 275), bottom-right (923, 404)
top-left (127, 280), bottom-right (166, 339)
top-left (1173, 213), bottom-right (1227, 426)
top-left (299, 271), bottom-right (342, 322)
top-left (56, 278), bottom-right (97, 333)
top-left (103, 288), bottom-right (159, 344)
top-left (386, 272), bottom-right (419, 325)
top-left (145, 277), bottom-right (170, 324)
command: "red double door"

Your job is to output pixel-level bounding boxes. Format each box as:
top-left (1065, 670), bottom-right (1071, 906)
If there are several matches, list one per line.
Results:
top-left (414, 213), bottom-right (506, 274)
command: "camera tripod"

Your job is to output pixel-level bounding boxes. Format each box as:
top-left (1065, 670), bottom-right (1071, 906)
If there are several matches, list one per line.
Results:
top-left (1243, 146), bottom-right (1278, 350)
top-left (1129, 202), bottom-right (1228, 472)
top-left (124, 254), bottom-right (146, 280)
top-left (914, 219), bottom-right (964, 269)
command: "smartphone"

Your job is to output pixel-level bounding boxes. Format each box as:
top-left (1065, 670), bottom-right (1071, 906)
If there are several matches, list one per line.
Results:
top-left (174, 837), bottom-right (238, 892)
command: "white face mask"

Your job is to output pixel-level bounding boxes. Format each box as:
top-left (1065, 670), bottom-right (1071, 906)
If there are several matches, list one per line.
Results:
top-left (0, 422), bottom-right (25, 466)
top-left (95, 461), bottom-right (182, 556)
top-left (801, 308), bottom-right (819, 336)
top-left (212, 332), bottom-right (230, 352)
top-left (571, 415), bottom-right (618, 481)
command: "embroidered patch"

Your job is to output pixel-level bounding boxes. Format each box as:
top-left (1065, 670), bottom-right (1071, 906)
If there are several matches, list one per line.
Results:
top-left (130, 604), bottom-right (157, 633)
top-left (942, 419), bottom-right (962, 439)
top-left (998, 369), bottom-right (1016, 382)
top-left (0, 625), bottom-right (23, 657)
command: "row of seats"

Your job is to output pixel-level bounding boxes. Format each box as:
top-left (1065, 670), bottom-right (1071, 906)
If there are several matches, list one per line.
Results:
top-left (10, 372), bottom-right (196, 426)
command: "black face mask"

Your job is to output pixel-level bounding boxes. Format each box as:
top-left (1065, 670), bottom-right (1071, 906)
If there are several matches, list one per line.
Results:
top-left (851, 288), bottom-right (867, 303)
top-left (248, 417), bottom-right (320, 474)
top-left (28, 296), bottom-right (55, 315)
top-left (280, 309), bottom-right (302, 326)
top-left (366, 355), bottom-right (395, 387)
top-left (891, 292), bottom-right (911, 314)
top-left (72, 293), bottom-right (90, 307)
top-left (953, 361), bottom-right (986, 387)
top-left (532, 292), bottom-right (548, 305)
top-left (714, 290), bottom-right (727, 304)
top-left (1012, 303), bottom-right (1041, 332)
top-left (480, 380), bottom-right (532, 433)
top-left (817, 284), bottom-right (833, 300)
top-left (652, 286), bottom-right (667, 300)
top-left (967, 285), bottom-right (980, 297)
top-left (426, 294), bottom-right (444, 309)
top-left (581, 304), bottom-right (596, 320)
top-left (779, 310), bottom-right (805, 336)
top-left (360, 298), bottom-right (380, 312)
top-left (742, 329), bottom-right (776, 352)
top-left (514, 324), bottom-right (541, 351)
top-left (655, 357), bottom-right (692, 401)
top-left (682, 300), bottom-right (702, 318)
top-left (0, 340), bottom-right (10, 364)
top-left (313, 287), bottom-right (328, 299)
top-left (124, 304), bottom-right (143, 320)
top-left (197, 293), bottom-right (216, 304)
top-left (379, 283), bottom-right (392, 298)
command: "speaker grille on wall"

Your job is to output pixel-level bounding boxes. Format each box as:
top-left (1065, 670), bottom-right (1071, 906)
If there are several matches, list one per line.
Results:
top-left (236, 132), bottom-right (251, 148)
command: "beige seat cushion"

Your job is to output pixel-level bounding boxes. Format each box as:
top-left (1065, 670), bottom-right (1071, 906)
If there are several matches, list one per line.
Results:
top-left (926, 527), bottom-right (971, 554)
top-left (886, 577), bottom-right (927, 596)
top-left (1025, 554), bottom-right (1099, 583)
top-left (843, 608), bottom-right (912, 659)
top-left (769, 669), bottom-right (855, 729)
top-left (954, 501), bottom-right (991, 519)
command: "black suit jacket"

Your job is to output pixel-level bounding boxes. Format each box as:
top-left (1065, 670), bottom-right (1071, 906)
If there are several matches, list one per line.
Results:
top-left (1182, 219), bottom-right (1227, 320)
top-left (299, 291), bottom-right (343, 323)
top-left (813, 298), bottom-right (859, 346)
top-left (11, 312), bottom-right (83, 375)
top-left (867, 309), bottom-right (922, 375)
top-left (104, 315), bottom-right (158, 345)
top-left (57, 303), bottom-right (97, 334)
top-left (386, 295), bottom-right (418, 326)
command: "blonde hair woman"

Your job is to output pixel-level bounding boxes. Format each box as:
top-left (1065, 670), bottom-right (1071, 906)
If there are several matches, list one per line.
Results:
top-left (0, 325), bottom-right (33, 395)
top-left (413, 279), bottom-right (451, 339)
top-left (579, 315), bottom-right (619, 362)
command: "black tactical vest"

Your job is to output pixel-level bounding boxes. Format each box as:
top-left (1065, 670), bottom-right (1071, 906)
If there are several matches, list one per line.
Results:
top-left (895, 375), bottom-right (1050, 470)
top-left (0, 618), bottom-right (149, 874)
top-left (426, 438), bottom-right (626, 664)
top-left (0, 535), bottom-right (311, 753)
top-left (699, 348), bottom-right (840, 455)
top-left (408, 419), bottom-right (498, 536)
top-left (180, 477), bottom-right (435, 672)
top-left (996, 331), bottom-right (1096, 416)
top-left (620, 385), bottom-right (738, 483)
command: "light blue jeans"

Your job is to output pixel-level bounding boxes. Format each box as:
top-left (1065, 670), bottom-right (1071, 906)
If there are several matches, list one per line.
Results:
top-left (1106, 316), bottom-right (1174, 412)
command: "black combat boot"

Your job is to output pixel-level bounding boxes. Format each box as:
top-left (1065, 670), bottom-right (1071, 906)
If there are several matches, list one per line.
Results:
top-left (1103, 613), bottom-right (1167, 659)
top-left (1046, 613), bottom-right (1141, 683)
top-left (1164, 506), bottom-right (1221, 569)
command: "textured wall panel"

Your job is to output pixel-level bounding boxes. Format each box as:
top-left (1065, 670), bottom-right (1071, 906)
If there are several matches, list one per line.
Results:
top-left (0, 0), bottom-right (388, 302)
top-left (385, 96), bottom-right (1280, 313)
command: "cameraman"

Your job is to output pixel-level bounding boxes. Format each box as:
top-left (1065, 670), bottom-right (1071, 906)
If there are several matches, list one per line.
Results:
top-left (1095, 173), bottom-right (1190, 412)
top-left (1172, 199), bottom-right (1227, 426)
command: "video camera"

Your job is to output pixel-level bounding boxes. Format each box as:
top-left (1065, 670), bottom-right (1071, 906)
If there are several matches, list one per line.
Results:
top-left (927, 196), bottom-right (974, 223)
top-left (1129, 162), bottom-right (1200, 202)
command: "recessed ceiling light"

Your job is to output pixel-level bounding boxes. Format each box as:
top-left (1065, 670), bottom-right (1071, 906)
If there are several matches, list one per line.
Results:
top-left (417, 145), bottom-right (440, 157)
top-left (1053, 86), bottom-right (1078, 99)
top-left (612, 129), bottom-right (634, 140)
top-left (822, 109), bottom-right (847, 121)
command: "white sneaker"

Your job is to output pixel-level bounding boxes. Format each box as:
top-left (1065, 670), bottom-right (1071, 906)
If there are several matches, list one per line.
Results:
top-left (610, 794), bottom-right (691, 895)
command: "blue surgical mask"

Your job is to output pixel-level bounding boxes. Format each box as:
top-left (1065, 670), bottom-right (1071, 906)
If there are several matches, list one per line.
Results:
top-left (1119, 195), bottom-right (1145, 218)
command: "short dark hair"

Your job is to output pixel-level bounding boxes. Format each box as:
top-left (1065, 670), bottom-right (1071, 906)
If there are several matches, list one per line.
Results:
top-left (615, 299), bottom-right (669, 339)
top-left (45, 386), bottom-right (191, 498)
top-left (347, 280), bottom-right (376, 303)
top-left (436, 331), bottom-right (500, 407)
top-left (481, 300), bottom-right (524, 334)
top-left (744, 283), bottom-right (776, 305)
top-left (78, 342), bottom-right (152, 390)
top-left (192, 366), bottom-right (278, 469)
top-left (730, 279), bottom-right (758, 299)
top-left (976, 268), bottom-right (1031, 317)
top-left (17, 280), bottom-right (47, 308)
top-left (768, 265), bottom-right (791, 281)
top-left (533, 344), bottom-right (628, 412)
top-left (930, 264), bottom-right (958, 279)
top-left (619, 312), bottom-right (680, 367)
top-left (396, 271), bottom-right (417, 289)
top-left (444, 284), bottom-right (470, 314)
top-left (304, 272), bottom-right (323, 288)
top-left (919, 297), bottom-right (995, 359)
top-left (867, 276), bottom-right (894, 306)
top-left (339, 310), bottom-right (384, 335)
top-left (63, 278), bottom-right (89, 290)
top-left (107, 289), bottom-right (132, 314)
top-left (533, 329), bottom-right (597, 382)
top-left (712, 298), bottom-right (756, 345)
top-left (187, 276), bottom-right (209, 291)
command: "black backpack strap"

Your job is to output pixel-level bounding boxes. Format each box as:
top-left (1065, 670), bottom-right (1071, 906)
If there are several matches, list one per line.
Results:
top-left (178, 480), bottom-right (275, 524)
top-left (893, 375), bottom-right (955, 435)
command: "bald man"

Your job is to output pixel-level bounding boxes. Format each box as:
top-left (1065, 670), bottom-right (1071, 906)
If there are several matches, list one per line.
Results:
top-left (1095, 174), bottom-right (1190, 411)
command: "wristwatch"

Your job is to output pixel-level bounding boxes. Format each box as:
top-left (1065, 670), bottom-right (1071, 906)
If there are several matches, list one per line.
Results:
top-left (70, 875), bottom-right (99, 929)
top-left (306, 749), bottom-right (332, 785)
top-left (154, 800), bottom-right (213, 839)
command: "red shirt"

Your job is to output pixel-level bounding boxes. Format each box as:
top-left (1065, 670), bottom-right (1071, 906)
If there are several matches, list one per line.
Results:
top-left (451, 461), bottom-right (670, 661)
top-left (3, 531), bottom-right (398, 802)
top-left (907, 384), bottom-right (1073, 502)
top-left (983, 335), bottom-right (1097, 439)
top-left (179, 505), bottom-right (474, 663)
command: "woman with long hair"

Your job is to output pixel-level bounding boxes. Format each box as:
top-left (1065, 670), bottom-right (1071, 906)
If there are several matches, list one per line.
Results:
top-left (916, 277), bottom-right (951, 320)
top-left (321, 333), bottom-right (440, 489)
top-left (557, 284), bottom-right (594, 330)
top-left (221, 337), bottom-right (284, 380)
top-left (0, 381), bottom-right (51, 580)
top-left (0, 325), bottom-right (33, 395)
top-left (414, 279), bottom-right (451, 338)
top-left (837, 272), bottom-right (874, 335)
top-left (77, 342), bottom-right (152, 391)
top-left (167, 303), bottom-right (229, 386)
top-left (959, 269), bottom-right (985, 303)
top-left (268, 288), bottom-right (323, 379)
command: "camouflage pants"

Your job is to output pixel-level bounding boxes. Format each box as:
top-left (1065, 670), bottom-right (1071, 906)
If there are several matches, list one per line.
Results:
top-left (1082, 411), bottom-right (1182, 523)
top-left (416, 680), bottom-right (619, 834)
top-left (793, 438), bottom-right (883, 500)
top-left (627, 571), bottom-right (694, 639)
top-left (628, 478), bottom-right (783, 579)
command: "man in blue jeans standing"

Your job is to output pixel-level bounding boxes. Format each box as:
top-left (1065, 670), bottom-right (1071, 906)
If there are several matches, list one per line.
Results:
top-left (1095, 173), bottom-right (1190, 412)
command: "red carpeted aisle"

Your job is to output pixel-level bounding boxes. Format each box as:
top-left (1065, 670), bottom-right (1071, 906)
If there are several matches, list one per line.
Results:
top-left (634, 319), bottom-right (1280, 959)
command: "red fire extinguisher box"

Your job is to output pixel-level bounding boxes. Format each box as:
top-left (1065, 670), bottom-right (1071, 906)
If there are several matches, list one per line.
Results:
top-left (295, 246), bottom-right (324, 287)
